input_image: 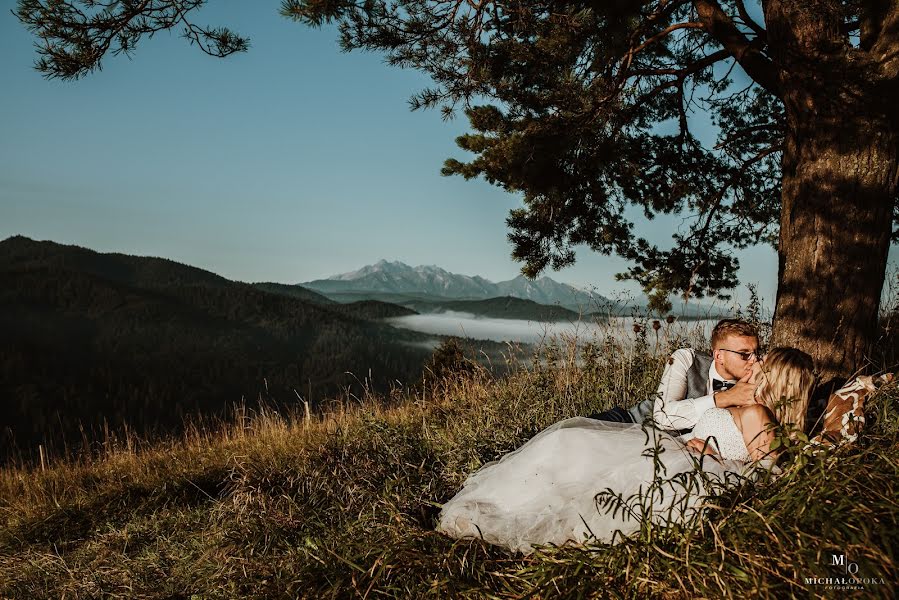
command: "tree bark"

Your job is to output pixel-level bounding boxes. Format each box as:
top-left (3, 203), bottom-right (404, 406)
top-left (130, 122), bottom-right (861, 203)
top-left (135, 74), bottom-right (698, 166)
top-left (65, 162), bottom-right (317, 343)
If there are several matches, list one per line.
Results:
top-left (773, 115), bottom-right (896, 384)
top-left (765, 0), bottom-right (899, 384)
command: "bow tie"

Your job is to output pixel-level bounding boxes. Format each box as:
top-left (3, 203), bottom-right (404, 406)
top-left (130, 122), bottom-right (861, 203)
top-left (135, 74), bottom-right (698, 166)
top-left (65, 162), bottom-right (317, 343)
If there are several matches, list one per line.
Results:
top-left (712, 379), bottom-right (736, 391)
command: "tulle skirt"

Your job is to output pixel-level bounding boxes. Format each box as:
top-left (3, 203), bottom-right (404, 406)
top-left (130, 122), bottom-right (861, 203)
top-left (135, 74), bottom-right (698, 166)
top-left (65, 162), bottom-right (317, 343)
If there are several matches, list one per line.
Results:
top-left (437, 417), bottom-right (758, 554)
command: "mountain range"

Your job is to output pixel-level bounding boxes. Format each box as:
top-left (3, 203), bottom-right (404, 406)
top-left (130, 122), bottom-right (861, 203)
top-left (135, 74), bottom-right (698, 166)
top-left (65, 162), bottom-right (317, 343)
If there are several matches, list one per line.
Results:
top-left (302, 260), bottom-right (728, 318)
top-left (303, 260), bottom-right (616, 312)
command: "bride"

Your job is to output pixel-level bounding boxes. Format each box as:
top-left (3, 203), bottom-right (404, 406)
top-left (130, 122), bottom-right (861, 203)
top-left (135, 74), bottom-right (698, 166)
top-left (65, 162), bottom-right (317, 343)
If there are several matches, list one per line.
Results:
top-left (437, 348), bottom-right (815, 553)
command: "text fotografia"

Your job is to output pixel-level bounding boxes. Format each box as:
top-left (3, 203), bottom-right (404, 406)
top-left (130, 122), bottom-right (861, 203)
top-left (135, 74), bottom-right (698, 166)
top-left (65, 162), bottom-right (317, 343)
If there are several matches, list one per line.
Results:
top-left (804, 552), bottom-right (886, 591)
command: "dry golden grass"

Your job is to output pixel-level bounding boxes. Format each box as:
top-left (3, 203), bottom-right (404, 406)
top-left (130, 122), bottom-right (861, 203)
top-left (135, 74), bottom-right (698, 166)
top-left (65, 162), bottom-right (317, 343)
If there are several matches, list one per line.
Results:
top-left (2, 320), bottom-right (897, 598)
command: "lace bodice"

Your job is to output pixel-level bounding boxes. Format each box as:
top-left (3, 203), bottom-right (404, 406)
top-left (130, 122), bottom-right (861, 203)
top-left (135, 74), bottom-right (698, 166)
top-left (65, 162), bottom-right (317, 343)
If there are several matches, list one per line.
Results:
top-left (691, 408), bottom-right (750, 461)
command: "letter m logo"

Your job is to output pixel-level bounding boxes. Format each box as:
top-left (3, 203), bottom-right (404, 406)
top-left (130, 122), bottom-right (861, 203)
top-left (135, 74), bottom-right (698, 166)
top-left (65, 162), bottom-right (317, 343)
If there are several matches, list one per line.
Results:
top-left (830, 553), bottom-right (846, 573)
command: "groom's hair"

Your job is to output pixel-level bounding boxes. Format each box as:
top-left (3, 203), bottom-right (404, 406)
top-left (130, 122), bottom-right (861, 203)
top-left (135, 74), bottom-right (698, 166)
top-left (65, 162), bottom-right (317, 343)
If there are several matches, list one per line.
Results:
top-left (710, 319), bottom-right (759, 349)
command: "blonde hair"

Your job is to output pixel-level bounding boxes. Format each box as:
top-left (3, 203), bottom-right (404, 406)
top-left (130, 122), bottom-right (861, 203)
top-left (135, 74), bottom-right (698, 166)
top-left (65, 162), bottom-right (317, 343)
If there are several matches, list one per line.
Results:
top-left (755, 347), bottom-right (816, 432)
top-left (710, 319), bottom-right (759, 349)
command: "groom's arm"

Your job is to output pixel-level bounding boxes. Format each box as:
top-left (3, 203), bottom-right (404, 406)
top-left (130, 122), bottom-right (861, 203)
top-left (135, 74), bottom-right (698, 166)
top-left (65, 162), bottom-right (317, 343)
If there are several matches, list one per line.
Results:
top-left (652, 349), bottom-right (716, 431)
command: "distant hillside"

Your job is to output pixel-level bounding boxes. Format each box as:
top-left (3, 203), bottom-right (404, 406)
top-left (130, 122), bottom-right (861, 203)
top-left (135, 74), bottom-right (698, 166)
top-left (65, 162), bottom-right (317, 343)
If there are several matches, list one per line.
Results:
top-left (252, 285), bottom-right (418, 320)
top-left (403, 296), bottom-right (585, 322)
top-left (0, 237), bottom-right (444, 458)
top-left (319, 287), bottom-right (729, 321)
top-left (330, 300), bottom-right (418, 320)
top-left (321, 290), bottom-right (463, 305)
top-left (303, 290), bottom-right (588, 322)
top-left (252, 282), bottom-right (336, 304)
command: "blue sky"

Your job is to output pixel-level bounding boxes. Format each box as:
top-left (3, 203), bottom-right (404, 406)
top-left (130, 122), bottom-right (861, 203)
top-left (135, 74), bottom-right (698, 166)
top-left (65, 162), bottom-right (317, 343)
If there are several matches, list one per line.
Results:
top-left (0, 1), bottom-right (803, 308)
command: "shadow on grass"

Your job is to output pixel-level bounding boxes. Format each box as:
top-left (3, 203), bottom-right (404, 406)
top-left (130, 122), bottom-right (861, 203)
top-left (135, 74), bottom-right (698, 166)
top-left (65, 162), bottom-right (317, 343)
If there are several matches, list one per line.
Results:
top-left (0, 466), bottom-right (230, 551)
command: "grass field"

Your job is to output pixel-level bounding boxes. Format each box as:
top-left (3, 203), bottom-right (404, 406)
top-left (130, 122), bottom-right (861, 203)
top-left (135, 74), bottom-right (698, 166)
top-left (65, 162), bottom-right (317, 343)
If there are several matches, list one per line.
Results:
top-left (1, 321), bottom-right (897, 598)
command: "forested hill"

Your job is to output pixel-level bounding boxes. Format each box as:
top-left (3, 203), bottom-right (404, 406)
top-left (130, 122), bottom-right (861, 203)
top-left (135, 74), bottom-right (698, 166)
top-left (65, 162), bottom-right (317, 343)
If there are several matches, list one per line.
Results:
top-left (403, 296), bottom-right (584, 322)
top-left (251, 281), bottom-right (336, 305)
top-left (0, 237), bottom-right (437, 460)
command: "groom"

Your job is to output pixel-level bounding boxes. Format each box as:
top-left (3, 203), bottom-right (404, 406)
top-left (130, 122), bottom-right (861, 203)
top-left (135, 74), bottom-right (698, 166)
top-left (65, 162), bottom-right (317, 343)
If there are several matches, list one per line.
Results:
top-left (590, 319), bottom-right (761, 434)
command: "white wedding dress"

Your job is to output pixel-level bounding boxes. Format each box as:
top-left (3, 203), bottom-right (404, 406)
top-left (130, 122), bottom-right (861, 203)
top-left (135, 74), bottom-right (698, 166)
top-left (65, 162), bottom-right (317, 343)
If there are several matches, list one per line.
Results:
top-left (438, 408), bottom-right (762, 553)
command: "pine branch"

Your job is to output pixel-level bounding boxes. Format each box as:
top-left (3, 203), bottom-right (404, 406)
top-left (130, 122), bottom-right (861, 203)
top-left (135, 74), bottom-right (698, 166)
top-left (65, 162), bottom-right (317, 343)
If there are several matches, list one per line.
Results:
top-left (713, 122), bottom-right (781, 151)
top-left (14, 0), bottom-right (249, 79)
top-left (734, 0), bottom-right (765, 38)
top-left (693, 0), bottom-right (781, 97)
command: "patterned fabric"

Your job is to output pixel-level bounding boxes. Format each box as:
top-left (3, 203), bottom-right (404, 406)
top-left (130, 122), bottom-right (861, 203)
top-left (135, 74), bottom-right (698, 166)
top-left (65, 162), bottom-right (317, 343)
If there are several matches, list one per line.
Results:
top-left (691, 408), bottom-right (751, 461)
top-left (811, 373), bottom-right (893, 446)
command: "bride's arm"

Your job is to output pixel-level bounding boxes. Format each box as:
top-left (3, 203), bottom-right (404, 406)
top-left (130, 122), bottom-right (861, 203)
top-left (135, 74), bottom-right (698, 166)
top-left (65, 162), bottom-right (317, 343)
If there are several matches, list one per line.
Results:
top-left (739, 404), bottom-right (778, 461)
top-left (685, 437), bottom-right (718, 455)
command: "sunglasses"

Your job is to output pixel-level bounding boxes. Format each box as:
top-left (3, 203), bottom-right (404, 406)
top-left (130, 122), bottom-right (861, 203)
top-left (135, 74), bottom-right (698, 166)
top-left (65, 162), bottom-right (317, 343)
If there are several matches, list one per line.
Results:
top-left (720, 348), bottom-right (760, 361)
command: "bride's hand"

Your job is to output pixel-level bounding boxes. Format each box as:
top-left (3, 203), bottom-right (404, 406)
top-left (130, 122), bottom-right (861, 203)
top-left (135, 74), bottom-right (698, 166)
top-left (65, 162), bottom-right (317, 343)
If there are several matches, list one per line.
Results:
top-left (686, 437), bottom-right (718, 455)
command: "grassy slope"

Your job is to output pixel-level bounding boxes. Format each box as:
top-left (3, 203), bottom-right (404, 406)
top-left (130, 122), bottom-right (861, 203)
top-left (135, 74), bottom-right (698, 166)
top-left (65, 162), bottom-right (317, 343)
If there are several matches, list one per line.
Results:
top-left (1, 331), bottom-right (897, 599)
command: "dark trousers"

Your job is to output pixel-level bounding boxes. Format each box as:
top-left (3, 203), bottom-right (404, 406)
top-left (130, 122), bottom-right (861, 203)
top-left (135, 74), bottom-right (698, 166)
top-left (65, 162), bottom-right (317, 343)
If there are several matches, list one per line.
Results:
top-left (587, 399), bottom-right (653, 424)
top-left (587, 405), bottom-right (637, 423)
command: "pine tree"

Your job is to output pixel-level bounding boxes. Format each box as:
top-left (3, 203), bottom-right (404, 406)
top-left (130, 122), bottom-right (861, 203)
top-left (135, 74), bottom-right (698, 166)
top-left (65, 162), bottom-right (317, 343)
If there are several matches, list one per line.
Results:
top-left (16, 1), bottom-right (899, 382)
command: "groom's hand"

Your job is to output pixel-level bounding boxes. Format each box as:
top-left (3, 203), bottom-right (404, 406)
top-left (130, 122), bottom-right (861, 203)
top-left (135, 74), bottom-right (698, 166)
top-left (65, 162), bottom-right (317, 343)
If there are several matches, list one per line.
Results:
top-left (713, 372), bottom-right (759, 408)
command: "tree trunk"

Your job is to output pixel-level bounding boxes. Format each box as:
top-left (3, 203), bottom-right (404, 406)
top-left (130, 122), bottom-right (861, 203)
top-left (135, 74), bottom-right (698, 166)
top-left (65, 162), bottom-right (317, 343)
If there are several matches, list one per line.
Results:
top-left (772, 117), bottom-right (896, 384)
top-left (765, 1), bottom-right (899, 384)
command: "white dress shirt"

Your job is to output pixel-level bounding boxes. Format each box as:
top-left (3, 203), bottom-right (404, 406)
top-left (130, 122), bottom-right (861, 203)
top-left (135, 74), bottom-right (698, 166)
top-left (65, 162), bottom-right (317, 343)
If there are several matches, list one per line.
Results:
top-left (652, 348), bottom-right (731, 433)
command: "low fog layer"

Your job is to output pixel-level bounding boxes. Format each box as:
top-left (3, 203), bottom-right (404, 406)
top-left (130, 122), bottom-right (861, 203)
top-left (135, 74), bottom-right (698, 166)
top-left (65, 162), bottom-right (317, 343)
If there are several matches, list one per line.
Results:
top-left (387, 312), bottom-right (718, 346)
